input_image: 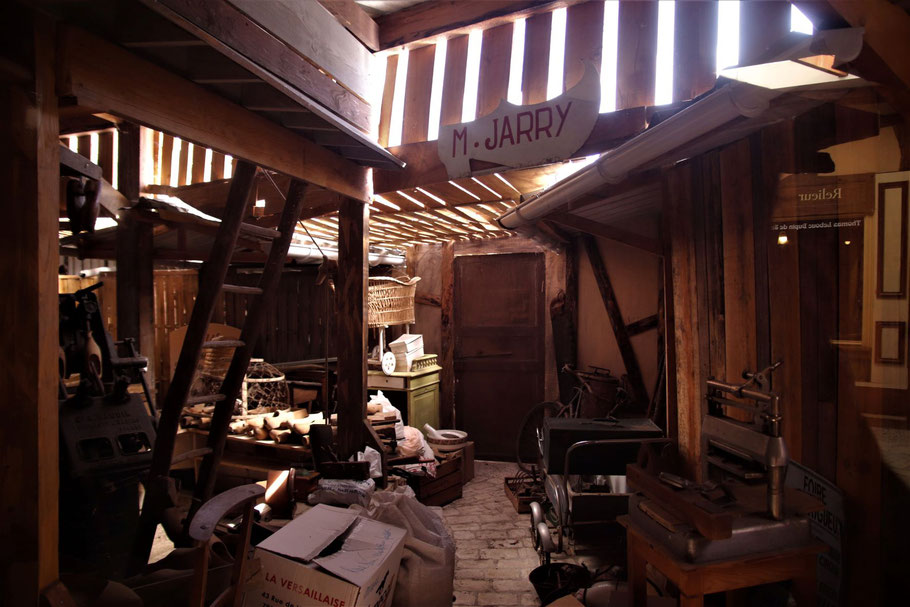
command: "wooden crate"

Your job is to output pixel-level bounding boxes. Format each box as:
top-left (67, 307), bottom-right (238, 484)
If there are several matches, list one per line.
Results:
top-left (504, 476), bottom-right (543, 514)
top-left (408, 456), bottom-right (463, 507)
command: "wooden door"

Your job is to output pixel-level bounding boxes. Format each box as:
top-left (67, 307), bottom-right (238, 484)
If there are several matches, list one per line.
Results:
top-left (454, 253), bottom-right (545, 460)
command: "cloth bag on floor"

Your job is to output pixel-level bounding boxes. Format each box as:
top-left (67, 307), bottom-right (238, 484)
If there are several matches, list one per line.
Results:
top-left (354, 489), bottom-right (456, 607)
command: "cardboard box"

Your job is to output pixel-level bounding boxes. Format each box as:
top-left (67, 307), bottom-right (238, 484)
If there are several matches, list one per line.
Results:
top-left (245, 504), bottom-right (407, 607)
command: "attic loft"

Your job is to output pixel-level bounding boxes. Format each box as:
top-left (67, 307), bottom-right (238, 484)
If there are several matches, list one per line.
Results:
top-left (4, 1), bottom-right (910, 606)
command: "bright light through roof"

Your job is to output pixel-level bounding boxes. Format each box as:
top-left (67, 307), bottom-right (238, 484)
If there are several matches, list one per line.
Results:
top-left (716, 0), bottom-right (740, 72)
top-left (790, 5), bottom-right (814, 35)
top-left (427, 38), bottom-right (447, 141)
top-left (600, 0), bottom-right (619, 112)
top-left (654, 1), bottom-right (676, 106)
top-left (720, 59), bottom-right (859, 90)
top-left (462, 30), bottom-right (483, 122)
top-left (388, 48), bottom-right (409, 146)
top-left (547, 8), bottom-right (567, 100)
top-left (507, 18), bottom-right (526, 105)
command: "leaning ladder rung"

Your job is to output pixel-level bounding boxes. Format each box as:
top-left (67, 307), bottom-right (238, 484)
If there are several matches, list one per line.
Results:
top-left (186, 393), bottom-right (226, 405)
top-left (239, 222), bottom-right (281, 240)
top-left (222, 284), bottom-right (263, 295)
top-left (202, 339), bottom-right (245, 349)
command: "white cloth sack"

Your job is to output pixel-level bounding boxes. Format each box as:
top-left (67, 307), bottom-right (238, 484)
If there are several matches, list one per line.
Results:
top-left (369, 390), bottom-right (405, 440)
top-left (353, 490), bottom-right (455, 607)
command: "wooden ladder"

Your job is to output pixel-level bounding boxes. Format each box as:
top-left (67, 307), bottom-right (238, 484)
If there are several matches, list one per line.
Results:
top-left (130, 160), bottom-right (308, 572)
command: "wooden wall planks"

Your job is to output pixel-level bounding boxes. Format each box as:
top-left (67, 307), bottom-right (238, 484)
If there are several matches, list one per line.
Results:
top-left (616, 1), bottom-right (658, 109)
top-left (522, 11), bottom-right (551, 105)
top-left (673, 0), bottom-right (717, 103)
top-left (477, 23), bottom-right (513, 119)
top-left (378, 53), bottom-right (399, 147)
top-left (739, 0), bottom-right (792, 68)
top-left (719, 139), bottom-right (757, 392)
top-left (438, 34), bottom-right (468, 129)
top-left (563, 0), bottom-right (605, 91)
top-left (402, 44), bottom-right (436, 144)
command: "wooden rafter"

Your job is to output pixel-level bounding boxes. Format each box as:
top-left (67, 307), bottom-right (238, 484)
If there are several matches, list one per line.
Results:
top-left (58, 26), bottom-right (371, 201)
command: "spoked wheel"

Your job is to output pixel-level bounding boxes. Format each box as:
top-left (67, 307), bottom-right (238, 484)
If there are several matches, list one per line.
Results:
top-left (515, 400), bottom-right (565, 476)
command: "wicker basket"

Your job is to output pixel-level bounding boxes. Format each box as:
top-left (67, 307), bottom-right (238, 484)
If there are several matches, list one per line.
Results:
top-left (368, 276), bottom-right (420, 328)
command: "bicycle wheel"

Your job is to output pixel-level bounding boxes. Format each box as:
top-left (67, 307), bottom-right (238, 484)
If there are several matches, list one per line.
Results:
top-left (515, 400), bottom-right (566, 474)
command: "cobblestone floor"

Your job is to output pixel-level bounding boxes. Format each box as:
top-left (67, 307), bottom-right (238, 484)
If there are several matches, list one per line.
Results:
top-left (442, 460), bottom-right (542, 607)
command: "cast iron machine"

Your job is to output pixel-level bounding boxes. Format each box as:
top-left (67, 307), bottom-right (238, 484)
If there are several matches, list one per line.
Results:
top-left (58, 282), bottom-right (157, 577)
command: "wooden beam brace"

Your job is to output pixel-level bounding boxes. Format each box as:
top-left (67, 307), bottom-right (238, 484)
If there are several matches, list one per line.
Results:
top-left (581, 234), bottom-right (649, 405)
top-left (549, 212), bottom-right (663, 256)
top-left (115, 122), bottom-right (156, 393)
top-left (439, 241), bottom-right (455, 428)
top-left (626, 314), bottom-right (659, 337)
top-left (0, 7), bottom-right (59, 601)
top-left (57, 25), bottom-right (371, 202)
top-left (318, 0), bottom-right (380, 51)
top-left (336, 198), bottom-right (369, 459)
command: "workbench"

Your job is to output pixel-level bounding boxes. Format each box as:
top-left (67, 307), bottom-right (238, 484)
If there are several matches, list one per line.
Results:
top-left (367, 364), bottom-right (441, 430)
top-left (620, 516), bottom-right (825, 606)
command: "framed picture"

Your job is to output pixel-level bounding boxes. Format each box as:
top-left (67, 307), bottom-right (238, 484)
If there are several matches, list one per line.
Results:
top-left (875, 321), bottom-right (906, 365)
top-left (876, 182), bottom-right (908, 298)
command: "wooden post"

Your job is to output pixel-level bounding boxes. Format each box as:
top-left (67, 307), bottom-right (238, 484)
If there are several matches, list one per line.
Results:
top-left (581, 234), bottom-right (649, 407)
top-left (0, 7), bottom-right (59, 602)
top-left (336, 198), bottom-right (369, 459)
top-left (439, 241), bottom-right (455, 428)
top-left (116, 122), bottom-right (156, 394)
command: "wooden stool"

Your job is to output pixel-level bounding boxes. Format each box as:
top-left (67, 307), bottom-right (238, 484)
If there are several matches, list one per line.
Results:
top-left (620, 517), bottom-right (825, 607)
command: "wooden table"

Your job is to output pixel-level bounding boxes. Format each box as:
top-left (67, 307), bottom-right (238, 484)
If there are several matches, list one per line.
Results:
top-left (620, 516), bottom-right (825, 606)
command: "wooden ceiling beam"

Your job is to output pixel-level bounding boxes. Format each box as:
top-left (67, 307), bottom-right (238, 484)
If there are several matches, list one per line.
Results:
top-left (59, 26), bottom-right (370, 202)
top-left (376, 0), bottom-right (589, 50)
top-left (549, 212), bottom-right (662, 256)
top-left (318, 0), bottom-right (379, 51)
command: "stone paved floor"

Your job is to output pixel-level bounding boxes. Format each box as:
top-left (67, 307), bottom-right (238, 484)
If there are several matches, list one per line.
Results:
top-left (442, 460), bottom-right (542, 607)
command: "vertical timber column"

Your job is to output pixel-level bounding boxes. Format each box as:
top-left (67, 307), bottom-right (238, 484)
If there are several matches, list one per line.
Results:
top-left (0, 7), bottom-right (59, 603)
top-left (116, 123), bottom-right (156, 395)
top-left (336, 198), bottom-right (369, 459)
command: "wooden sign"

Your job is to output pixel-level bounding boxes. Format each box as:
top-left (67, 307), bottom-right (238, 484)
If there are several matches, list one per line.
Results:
top-left (437, 62), bottom-right (601, 179)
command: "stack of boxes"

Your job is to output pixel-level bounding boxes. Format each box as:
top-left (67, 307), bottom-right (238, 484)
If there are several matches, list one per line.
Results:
top-left (388, 333), bottom-right (424, 372)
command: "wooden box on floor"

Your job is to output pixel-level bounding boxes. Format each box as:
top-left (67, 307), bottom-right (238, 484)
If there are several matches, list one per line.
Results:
top-left (433, 440), bottom-right (474, 482)
top-left (408, 456), bottom-right (463, 506)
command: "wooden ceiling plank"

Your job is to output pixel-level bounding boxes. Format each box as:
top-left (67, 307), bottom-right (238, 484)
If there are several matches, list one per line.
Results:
top-left (376, 0), bottom-right (589, 50)
top-left (476, 23), bottom-right (513, 119)
top-left (402, 44), bottom-right (437, 144)
top-left (377, 53), bottom-right (399, 147)
top-left (522, 10), bottom-right (552, 105)
top-left (550, 212), bottom-right (662, 255)
top-left (146, 0), bottom-right (370, 132)
top-left (440, 34), bottom-right (469, 127)
top-left (59, 26), bottom-right (370, 201)
top-left (617, 0), bottom-right (659, 109)
top-left (563, 0), bottom-right (605, 92)
top-left (317, 0), bottom-right (380, 51)
top-left (673, 0), bottom-right (717, 104)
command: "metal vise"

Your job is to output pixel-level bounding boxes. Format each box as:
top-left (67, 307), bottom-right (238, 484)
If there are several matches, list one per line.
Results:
top-left (702, 370), bottom-right (788, 520)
